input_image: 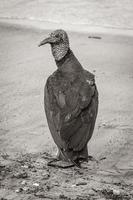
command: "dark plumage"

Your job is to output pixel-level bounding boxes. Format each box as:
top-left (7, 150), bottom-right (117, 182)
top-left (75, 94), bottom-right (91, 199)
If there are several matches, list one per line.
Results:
top-left (39, 29), bottom-right (98, 167)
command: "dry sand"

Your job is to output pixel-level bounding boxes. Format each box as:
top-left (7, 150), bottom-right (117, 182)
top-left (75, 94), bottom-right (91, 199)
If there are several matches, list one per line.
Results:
top-left (0, 22), bottom-right (133, 199)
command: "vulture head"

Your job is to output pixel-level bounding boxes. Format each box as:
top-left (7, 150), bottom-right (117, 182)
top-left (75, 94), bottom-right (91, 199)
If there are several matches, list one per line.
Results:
top-left (39, 29), bottom-right (70, 61)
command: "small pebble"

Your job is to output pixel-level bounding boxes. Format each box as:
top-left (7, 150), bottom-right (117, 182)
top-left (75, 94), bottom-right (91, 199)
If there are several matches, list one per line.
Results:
top-left (113, 189), bottom-right (120, 195)
top-left (21, 180), bottom-right (26, 185)
top-left (42, 173), bottom-right (50, 179)
top-left (33, 183), bottom-right (39, 187)
top-left (23, 186), bottom-right (29, 191)
top-left (15, 188), bottom-right (23, 193)
top-left (21, 165), bottom-right (29, 169)
top-left (72, 184), bottom-right (76, 187)
top-left (15, 189), bottom-right (20, 193)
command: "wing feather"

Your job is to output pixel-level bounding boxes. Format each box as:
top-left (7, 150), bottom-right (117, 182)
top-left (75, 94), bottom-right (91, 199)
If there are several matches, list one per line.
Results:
top-left (44, 71), bottom-right (98, 153)
top-left (44, 84), bottom-right (63, 149)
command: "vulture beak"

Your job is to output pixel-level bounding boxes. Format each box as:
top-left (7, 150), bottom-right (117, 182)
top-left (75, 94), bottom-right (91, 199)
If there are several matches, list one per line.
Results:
top-left (38, 37), bottom-right (57, 47)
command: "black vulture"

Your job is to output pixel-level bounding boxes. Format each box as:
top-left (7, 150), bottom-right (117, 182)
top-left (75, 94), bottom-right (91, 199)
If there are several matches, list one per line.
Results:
top-left (39, 29), bottom-right (98, 167)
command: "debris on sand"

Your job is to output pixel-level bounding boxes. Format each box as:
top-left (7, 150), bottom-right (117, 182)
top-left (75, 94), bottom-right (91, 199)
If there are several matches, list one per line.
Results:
top-left (0, 152), bottom-right (133, 200)
top-left (92, 187), bottom-right (132, 200)
top-left (21, 180), bottom-right (26, 185)
top-left (76, 182), bottom-right (87, 186)
top-left (88, 35), bottom-right (102, 39)
top-left (0, 198), bottom-right (8, 200)
top-left (34, 191), bottom-right (47, 198)
top-left (112, 189), bottom-right (121, 195)
top-left (15, 188), bottom-right (23, 193)
top-left (12, 171), bottom-right (28, 179)
top-left (33, 182), bottom-right (39, 187)
top-left (59, 194), bottom-right (72, 200)
top-left (21, 164), bottom-right (29, 169)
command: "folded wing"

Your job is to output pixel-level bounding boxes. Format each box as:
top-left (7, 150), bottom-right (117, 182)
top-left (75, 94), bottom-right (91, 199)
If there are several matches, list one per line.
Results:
top-left (44, 70), bottom-right (98, 154)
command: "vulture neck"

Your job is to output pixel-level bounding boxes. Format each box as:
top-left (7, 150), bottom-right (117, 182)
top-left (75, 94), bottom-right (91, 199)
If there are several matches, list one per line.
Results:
top-left (55, 49), bottom-right (83, 73)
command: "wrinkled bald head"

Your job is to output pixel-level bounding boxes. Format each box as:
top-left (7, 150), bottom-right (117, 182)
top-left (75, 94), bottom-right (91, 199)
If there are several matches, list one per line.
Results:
top-left (39, 29), bottom-right (69, 61)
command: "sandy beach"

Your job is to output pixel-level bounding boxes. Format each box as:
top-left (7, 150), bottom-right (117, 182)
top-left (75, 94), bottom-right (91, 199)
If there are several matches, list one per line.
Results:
top-left (0, 21), bottom-right (133, 199)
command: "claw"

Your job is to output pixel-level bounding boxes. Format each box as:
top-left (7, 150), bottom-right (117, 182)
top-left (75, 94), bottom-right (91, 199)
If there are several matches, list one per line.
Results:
top-left (71, 159), bottom-right (81, 168)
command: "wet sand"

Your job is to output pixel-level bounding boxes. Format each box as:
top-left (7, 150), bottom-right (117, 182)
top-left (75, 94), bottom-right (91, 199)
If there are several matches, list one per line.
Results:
top-left (0, 22), bottom-right (133, 199)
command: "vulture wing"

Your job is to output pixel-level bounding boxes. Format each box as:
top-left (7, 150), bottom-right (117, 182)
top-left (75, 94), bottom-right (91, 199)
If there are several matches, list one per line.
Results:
top-left (44, 70), bottom-right (98, 154)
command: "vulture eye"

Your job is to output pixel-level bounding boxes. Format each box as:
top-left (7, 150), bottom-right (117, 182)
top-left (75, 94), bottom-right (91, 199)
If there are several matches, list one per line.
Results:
top-left (55, 34), bottom-right (60, 38)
